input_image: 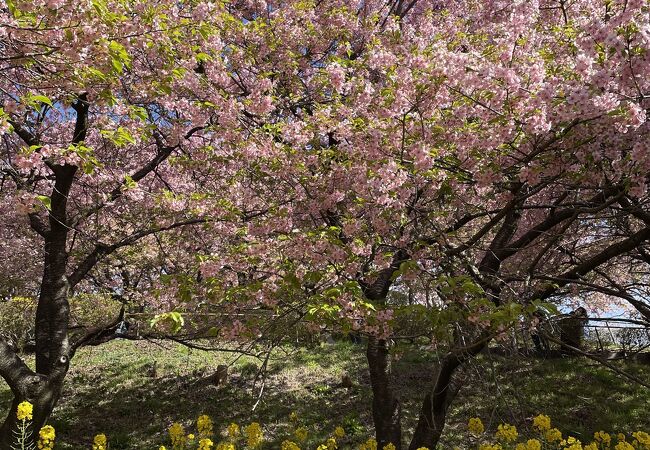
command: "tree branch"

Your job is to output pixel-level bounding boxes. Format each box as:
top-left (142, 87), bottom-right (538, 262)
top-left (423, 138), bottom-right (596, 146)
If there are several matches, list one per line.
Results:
top-left (68, 218), bottom-right (207, 287)
top-left (533, 227), bottom-right (650, 301)
top-left (0, 337), bottom-right (36, 395)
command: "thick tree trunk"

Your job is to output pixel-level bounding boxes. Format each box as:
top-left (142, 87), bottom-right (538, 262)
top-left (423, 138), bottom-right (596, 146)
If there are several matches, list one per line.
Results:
top-left (0, 276), bottom-right (70, 450)
top-left (367, 337), bottom-right (402, 450)
top-left (0, 164), bottom-right (76, 448)
top-left (0, 376), bottom-right (66, 450)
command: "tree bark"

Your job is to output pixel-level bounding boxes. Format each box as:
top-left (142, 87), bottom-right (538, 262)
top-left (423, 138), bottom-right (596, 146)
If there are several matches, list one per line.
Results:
top-left (367, 337), bottom-right (402, 450)
top-left (361, 251), bottom-right (409, 449)
top-left (408, 337), bottom-right (488, 450)
top-left (0, 163), bottom-right (76, 448)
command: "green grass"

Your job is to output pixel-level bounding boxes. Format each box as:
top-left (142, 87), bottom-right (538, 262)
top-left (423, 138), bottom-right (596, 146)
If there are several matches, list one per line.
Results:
top-left (0, 341), bottom-right (648, 449)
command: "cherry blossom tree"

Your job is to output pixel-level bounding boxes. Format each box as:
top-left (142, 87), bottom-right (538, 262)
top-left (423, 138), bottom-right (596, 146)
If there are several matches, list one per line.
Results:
top-left (1, 0), bottom-right (649, 448)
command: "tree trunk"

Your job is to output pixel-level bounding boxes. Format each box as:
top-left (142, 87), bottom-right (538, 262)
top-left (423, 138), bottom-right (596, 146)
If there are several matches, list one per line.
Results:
top-left (367, 337), bottom-right (402, 450)
top-left (408, 355), bottom-right (462, 450)
top-left (0, 375), bottom-right (66, 450)
top-left (0, 165), bottom-right (76, 448)
top-left (408, 336), bottom-right (489, 450)
top-left (0, 276), bottom-right (70, 450)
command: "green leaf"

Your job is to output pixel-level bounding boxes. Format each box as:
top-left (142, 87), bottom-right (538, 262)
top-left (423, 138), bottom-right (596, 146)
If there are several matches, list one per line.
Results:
top-left (36, 195), bottom-right (51, 211)
top-left (31, 95), bottom-right (53, 107)
top-left (150, 311), bottom-right (185, 334)
top-left (108, 40), bottom-right (131, 74)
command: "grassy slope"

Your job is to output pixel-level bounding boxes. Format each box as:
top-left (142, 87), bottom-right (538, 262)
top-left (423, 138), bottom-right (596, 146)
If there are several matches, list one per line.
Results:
top-left (0, 340), bottom-right (648, 449)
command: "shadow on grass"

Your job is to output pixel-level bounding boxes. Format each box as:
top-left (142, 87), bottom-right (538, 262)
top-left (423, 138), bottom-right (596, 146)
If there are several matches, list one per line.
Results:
top-left (0, 340), bottom-right (648, 449)
top-left (1, 340), bottom-right (372, 450)
top-left (441, 349), bottom-right (650, 447)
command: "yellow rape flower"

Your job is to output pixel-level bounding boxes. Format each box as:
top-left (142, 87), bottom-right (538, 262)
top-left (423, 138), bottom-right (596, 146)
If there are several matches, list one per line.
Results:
top-left (469, 417), bottom-right (485, 436)
top-left (216, 443), bottom-right (236, 450)
top-left (527, 439), bottom-right (542, 450)
top-left (159, 447), bottom-right (167, 450)
top-left (359, 438), bottom-right (378, 450)
top-left (546, 428), bottom-right (563, 442)
top-left (198, 438), bottom-right (214, 450)
top-left (326, 437), bottom-right (337, 450)
top-left (198, 415), bottom-right (214, 437)
top-left (294, 426), bottom-right (308, 442)
top-left (615, 443), bottom-right (634, 450)
top-left (244, 422), bottom-right (263, 448)
top-left (16, 401), bottom-right (33, 421)
top-left (595, 432), bottom-right (612, 446)
top-left (169, 422), bottom-right (186, 449)
top-left (533, 415), bottom-right (551, 432)
top-left (92, 433), bottom-right (107, 450)
top-left (228, 423), bottom-right (240, 439)
top-left (334, 427), bottom-right (345, 438)
top-left (415, 448), bottom-right (429, 450)
top-left (37, 425), bottom-right (55, 450)
top-left (584, 443), bottom-right (598, 450)
top-left (383, 444), bottom-right (396, 450)
top-left (281, 440), bottom-right (301, 450)
top-left (560, 436), bottom-right (583, 450)
top-left (566, 444), bottom-right (583, 450)
top-left (633, 432), bottom-right (650, 449)
top-left (289, 412), bottom-right (299, 423)
top-left (495, 424), bottom-right (518, 443)
top-left (479, 445), bottom-right (503, 450)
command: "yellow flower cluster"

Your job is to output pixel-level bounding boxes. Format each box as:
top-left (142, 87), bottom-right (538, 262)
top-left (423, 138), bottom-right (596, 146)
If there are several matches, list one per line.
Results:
top-left (198, 415), bottom-right (214, 437)
top-left (469, 418), bottom-right (485, 436)
top-left (533, 415), bottom-right (551, 432)
top-left (479, 444), bottom-right (503, 450)
top-left (43, 411), bottom-right (643, 450)
top-left (359, 438), bottom-right (378, 450)
top-left (281, 440), bottom-right (301, 450)
top-left (228, 423), bottom-right (240, 439)
top-left (516, 439), bottom-right (541, 450)
top-left (595, 431), bottom-right (612, 446)
top-left (294, 426), bottom-right (308, 442)
top-left (560, 436), bottom-right (582, 450)
top-left (37, 425), bottom-right (55, 450)
top-left (289, 412), bottom-right (299, 423)
top-left (16, 401), bottom-right (33, 421)
top-left (463, 414), bottom-right (649, 450)
top-left (197, 438), bottom-right (213, 450)
top-left (244, 422), bottom-right (263, 448)
top-left (633, 431), bottom-right (650, 449)
top-left (546, 428), bottom-right (563, 442)
top-left (169, 423), bottom-right (187, 449)
top-left (496, 424), bottom-right (518, 443)
top-left (92, 433), bottom-right (107, 450)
